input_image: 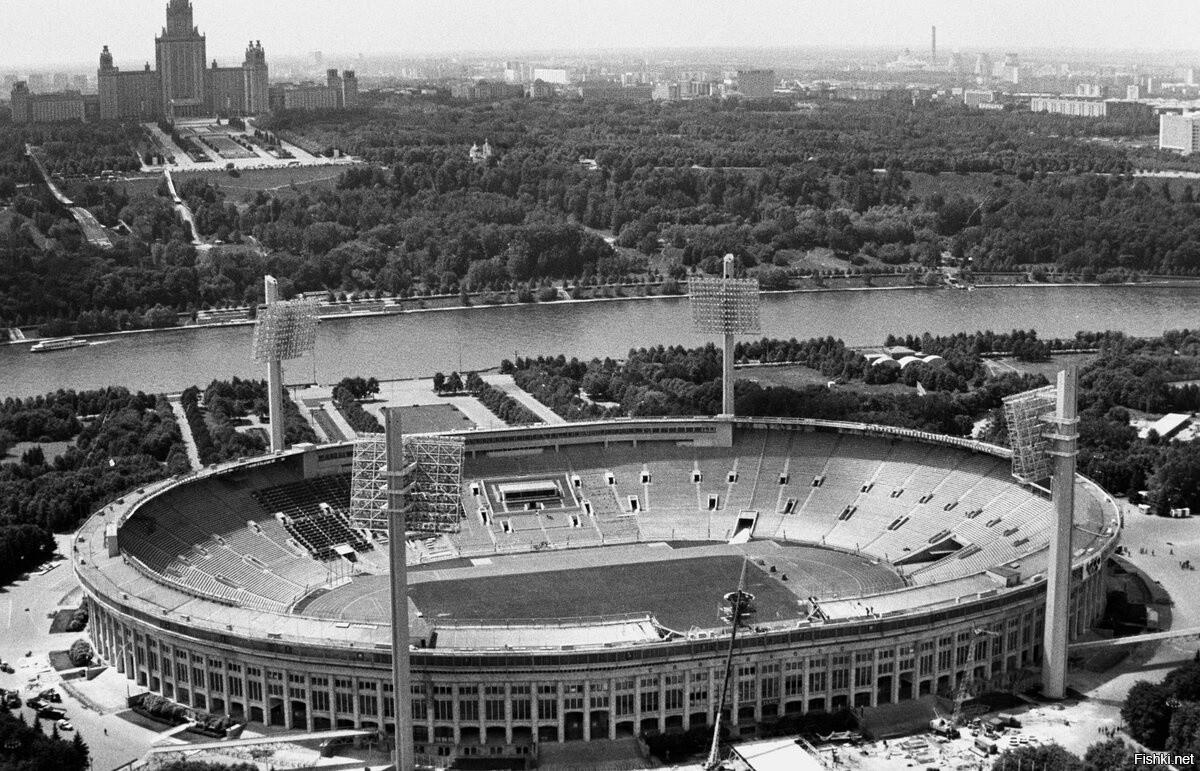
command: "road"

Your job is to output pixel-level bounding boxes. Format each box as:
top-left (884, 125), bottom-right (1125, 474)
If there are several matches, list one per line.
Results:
top-left (0, 535), bottom-right (161, 771)
top-left (167, 395), bottom-right (202, 469)
top-left (483, 374), bottom-right (567, 424)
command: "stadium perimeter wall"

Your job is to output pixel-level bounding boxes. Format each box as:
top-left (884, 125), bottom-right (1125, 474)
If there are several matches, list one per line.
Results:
top-left (74, 417), bottom-right (1118, 762)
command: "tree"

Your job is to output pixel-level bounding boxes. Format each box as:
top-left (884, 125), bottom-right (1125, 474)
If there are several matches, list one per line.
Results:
top-left (992, 743), bottom-right (1082, 771)
top-left (432, 372), bottom-right (446, 394)
top-left (68, 639), bottom-right (93, 667)
top-left (1122, 680), bottom-right (1173, 749)
top-left (446, 372), bottom-right (463, 394)
top-left (1082, 738), bottom-right (1138, 771)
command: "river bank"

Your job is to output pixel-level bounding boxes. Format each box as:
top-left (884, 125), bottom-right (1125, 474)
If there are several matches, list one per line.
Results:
top-left (6, 275), bottom-right (1197, 348)
top-left (2, 283), bottom-right (1196, 399)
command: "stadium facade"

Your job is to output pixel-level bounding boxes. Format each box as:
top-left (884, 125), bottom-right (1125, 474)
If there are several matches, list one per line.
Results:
top-left (74, 417), bottom-right (1118, 767)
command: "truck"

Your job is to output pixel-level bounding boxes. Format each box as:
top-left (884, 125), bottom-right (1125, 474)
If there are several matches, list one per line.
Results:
top-left (975, 735), bottom-right (999, 755)
top-left (929, 717), bottom-right (959, 739)
top-left (37, 705), bottom-right (66, 721)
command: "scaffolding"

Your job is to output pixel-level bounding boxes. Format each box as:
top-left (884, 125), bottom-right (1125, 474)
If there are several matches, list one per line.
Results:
top-left (1002, 384), bottom-right (1057, 482)
top-left (404, 436), bottom-right (465, 533)
top-left (348, 433), bottom-right (464, 535)
top-left (252, 297), bottom-right (319, 362)
top-left (688, 275), bottom-right (762, 335)
top-left (349, 433), bottom-right (390, 534)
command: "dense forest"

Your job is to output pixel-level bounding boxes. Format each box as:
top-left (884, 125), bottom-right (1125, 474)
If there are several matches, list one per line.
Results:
top-left (3, 99), bottom-right (1200, 331)
top-left (0, 388), bottom-right (189, 581)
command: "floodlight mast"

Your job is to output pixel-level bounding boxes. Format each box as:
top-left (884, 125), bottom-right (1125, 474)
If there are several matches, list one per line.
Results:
top-left (688, 254), bottom-right (761, 420)
top-left (1000, 366), bottom-right (1079, 700)
top-left (253, 276), bottom-right (317, 453)
top-left (264, 277), bottom-right (285, 453)
top-left (385, 408), bottom-right (416, 771)
top-left (720, 256), bottom-right (736, 416)
top-left (1042, 365), bottom-right (1078, 699)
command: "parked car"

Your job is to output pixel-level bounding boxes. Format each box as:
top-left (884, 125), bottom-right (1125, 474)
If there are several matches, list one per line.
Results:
top-left (56, 719), bottom-right (73, 732)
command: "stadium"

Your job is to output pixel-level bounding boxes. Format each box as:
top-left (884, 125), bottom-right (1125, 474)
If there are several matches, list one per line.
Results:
top-left (74, 414), bottom-right (1120, 767)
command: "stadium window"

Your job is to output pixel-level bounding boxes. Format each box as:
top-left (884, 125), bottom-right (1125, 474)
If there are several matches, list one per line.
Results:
top-left (502, 520), bottom-right (512, 533)
top-left (572, 476), bottom-right (581, 488)
top-left (861, 483), bottom-right (873, 493)
top-left (479, 509), bottom-right (489, 524)
top-left (605, 473), bottom-right (615, 486)
top-left (570, 514), bottom-right (580, 527)
top-left (470, 483), bottom-right (480, 496)
top-left (779, 474), bottom-right (789, 485)
top-left (582, 501), bottom-right (593, 516)
top-left (782, 498), bottom-right (796, 514)
top-left (692, 471), bottom-right (702, 483)
top-left (707, 494), bottom-right (719, 511)
top-left (628, 496), bottom-right (640, 512)
top-left (812, 475), bottom-right (825, 487)
top-left (728, 472), bottom-right (738, 483)
top-left (641, 472), bottom-right (651, 484)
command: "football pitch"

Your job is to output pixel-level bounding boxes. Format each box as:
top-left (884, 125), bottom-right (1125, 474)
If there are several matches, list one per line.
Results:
top-left (305, 544), bottom-right (904, 631)
top-left (408, 555), bottom-right (801, 630)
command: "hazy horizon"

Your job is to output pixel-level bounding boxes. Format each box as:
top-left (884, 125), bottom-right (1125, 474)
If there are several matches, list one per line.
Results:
top-left (1, 0), bottom-right (1199, 71)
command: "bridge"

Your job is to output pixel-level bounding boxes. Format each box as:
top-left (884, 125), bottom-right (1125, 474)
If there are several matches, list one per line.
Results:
top-left (145, 727), bottom-right (375, 755)
top-left (24, 144), bottom-right (113, 250)
top-left (1069, 626), bottom-right (1200, 652)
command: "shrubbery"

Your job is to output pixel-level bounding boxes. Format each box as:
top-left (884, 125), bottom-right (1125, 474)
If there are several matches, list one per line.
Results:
top-left (67, 639), bottom-right (92, 667)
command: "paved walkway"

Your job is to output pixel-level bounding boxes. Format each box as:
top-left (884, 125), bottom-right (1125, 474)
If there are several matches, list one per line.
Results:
top-left (364, 379), bottom-right (507, 430)
top-left (483, 374), bottom-right (566, 424)
top-left (167, 396), bottom-right (202, 470)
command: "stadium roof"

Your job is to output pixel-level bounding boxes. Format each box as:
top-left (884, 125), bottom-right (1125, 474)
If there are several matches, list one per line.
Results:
top-left (1144, 413), bottom-right (1193, 440)
top-left (433, 616), bottom-right (661, 650)
top-left (729, 738), bottom-right (824, 771)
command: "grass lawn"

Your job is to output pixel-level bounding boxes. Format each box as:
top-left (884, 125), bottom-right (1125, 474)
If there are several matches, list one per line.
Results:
top-left (47, 609), bottom-right (79, 635)
top-left (737, 364), bottom-right (915, 396)
top-left (2, 440), bottom-right (74, 466)
top-left (982, 353), bottom-right (1099, 381)
top-left (408, 555), bottom-right (804, 630)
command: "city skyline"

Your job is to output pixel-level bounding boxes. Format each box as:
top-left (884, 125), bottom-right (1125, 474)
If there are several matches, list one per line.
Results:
top-left (3, 0), bottom-right (1200, 70)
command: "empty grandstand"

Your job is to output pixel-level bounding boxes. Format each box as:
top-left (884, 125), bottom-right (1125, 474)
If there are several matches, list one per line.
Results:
top-left (77, 416), bottom-right (1118, 768)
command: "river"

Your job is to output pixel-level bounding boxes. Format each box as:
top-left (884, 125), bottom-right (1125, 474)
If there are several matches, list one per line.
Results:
top-left (1, 284), bottom-right (1197, 399)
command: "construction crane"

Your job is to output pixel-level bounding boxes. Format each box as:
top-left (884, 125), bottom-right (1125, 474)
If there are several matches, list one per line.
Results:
top-left (705, 558), bottom-right (757, 770)
top-left (931, 627), bottom-right (1001, 738)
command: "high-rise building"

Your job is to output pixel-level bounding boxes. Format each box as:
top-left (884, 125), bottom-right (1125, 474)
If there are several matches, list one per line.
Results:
top-left (156, 0), bottom-right (208, 117)
top-left (10, 81), bottom-right (89, 124)
top-left (974, 53), bottom-right (992, 78)
top-left (268, 69), bottom-right (358, 111)
top-left (1160, 113), bottom-right (1200, 154)
top-left (97, 0), bottom-right (268, 120)
top-left (734, 69), bottom-right (776, 98)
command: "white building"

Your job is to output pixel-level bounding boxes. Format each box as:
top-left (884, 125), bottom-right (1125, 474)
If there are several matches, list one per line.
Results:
top-left (1160, 113), bottom-right (1200, 154)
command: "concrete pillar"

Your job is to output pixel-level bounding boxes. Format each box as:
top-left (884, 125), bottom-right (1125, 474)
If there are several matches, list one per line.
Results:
top-left (385, 408), bottom-right (415, 770)
top-left (1042, 366), bottom-right (1077, 699)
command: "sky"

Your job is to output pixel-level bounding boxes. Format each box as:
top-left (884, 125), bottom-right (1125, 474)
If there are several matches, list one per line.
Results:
top-left (2, 0), bottom-right (1199, 69)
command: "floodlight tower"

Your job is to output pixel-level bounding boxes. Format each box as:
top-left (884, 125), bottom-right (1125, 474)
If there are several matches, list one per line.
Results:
top-left (688, 255), bottom-right (762, 418)
top-left (384, 408), bottom-right (416, 771)
top-left (251, 276), bottom-right (318, 452)
top-left (1001, 365), bottom-right (1079, 699)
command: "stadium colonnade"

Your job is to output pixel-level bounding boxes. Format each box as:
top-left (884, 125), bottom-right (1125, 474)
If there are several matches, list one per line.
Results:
top-left (73, 416), bottom-right (1119, 766)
